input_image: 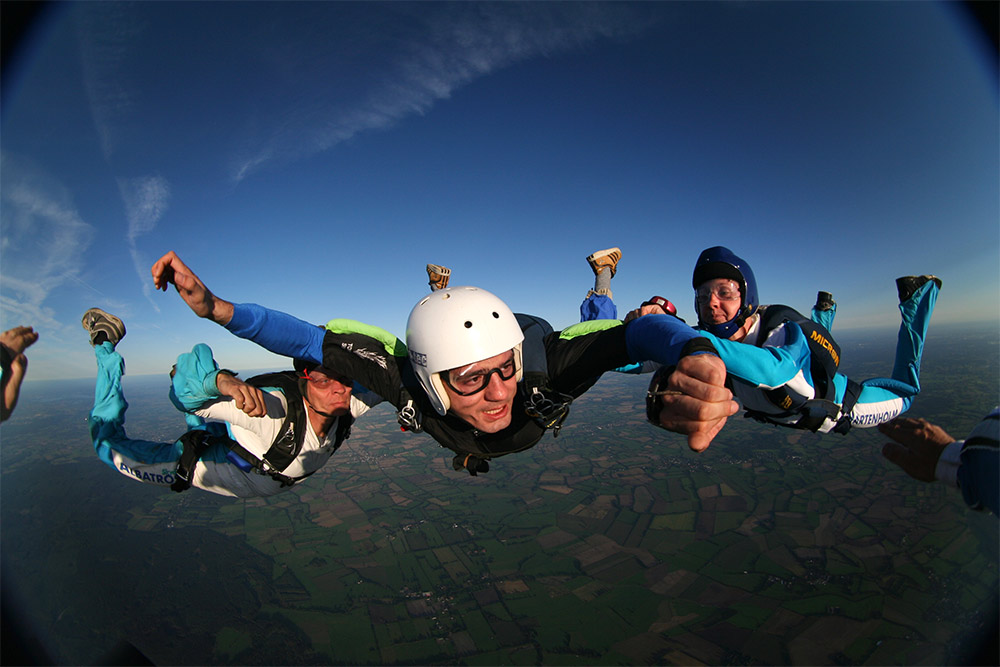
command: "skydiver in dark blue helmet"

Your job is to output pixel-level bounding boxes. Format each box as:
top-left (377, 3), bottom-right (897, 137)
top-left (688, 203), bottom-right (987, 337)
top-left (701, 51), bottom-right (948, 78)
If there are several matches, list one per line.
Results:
top-left (664, 245), bottom-right (942, 434)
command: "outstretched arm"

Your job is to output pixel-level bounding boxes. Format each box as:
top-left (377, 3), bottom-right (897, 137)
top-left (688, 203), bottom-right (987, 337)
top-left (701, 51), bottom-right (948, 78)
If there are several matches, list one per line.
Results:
top-left (1, 326), bottom-right (38, 422)
top-left (881, 410), bottom-right (999, 515)
top-left (152, 251), bottom-right (325, 364)
top-left (1, 352), bottom-right (28, 422)
top-left (879, 416), bottom-right (953, 483)
top-left (151, 251), bottom-right (234, 324)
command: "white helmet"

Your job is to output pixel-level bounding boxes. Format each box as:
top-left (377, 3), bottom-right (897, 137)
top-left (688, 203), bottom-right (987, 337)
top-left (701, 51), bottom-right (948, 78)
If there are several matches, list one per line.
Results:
top-left (406, 286), bottom-right (524, 416)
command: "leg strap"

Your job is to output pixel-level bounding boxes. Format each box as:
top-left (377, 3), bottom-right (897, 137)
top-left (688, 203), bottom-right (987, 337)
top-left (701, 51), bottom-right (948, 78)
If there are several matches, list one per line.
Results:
top-left (833, 379), bottom-right (863, 434)
top-left (171, 429), bottom-right (213, 493)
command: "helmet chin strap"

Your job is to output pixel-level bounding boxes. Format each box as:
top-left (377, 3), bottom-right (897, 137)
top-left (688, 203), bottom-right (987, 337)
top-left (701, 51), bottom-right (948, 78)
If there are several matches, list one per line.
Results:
top-left (304, 397), bottom-right (340, 419)
top-left (734, 305), bottom-right (752, 327)
top-left (723, 305), bottom-right (755, 338)
top-left (299, 378), bottom-right (342, 419)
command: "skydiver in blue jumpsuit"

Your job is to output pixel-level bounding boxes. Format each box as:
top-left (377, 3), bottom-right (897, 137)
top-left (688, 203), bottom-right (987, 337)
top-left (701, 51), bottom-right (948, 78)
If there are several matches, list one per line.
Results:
top-left (82, 308), bottom-right (379, 496)
top-left (676, 246), bottom-right (940, 433)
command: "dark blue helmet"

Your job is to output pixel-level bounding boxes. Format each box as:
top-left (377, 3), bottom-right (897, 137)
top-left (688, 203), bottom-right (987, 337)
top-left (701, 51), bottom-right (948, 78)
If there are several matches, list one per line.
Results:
top-left (692, 246), bottom-right (759, 338)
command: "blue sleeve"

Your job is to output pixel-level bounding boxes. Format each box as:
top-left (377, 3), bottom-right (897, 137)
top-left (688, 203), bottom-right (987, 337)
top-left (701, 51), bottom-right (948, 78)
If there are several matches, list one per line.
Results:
top-left (625, 314), bottom-right (707, 365)
top-left (957, 408), bottom-right (999, 515)
top-left (169, 343), bottom-right (224, 412)
top-left (225, 302), bottom-right (325, 365)
top-left (702, 322), bottom-right (812, 389)
top-left (626, 315), bottom-right (813, 391)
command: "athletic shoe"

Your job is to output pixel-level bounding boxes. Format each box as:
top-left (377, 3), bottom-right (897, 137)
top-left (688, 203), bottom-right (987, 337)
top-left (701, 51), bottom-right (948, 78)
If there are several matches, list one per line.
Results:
top-left (895, 276), bottom-right (942, 304)
top-left (81, 308), bottom-right (126, 347)
top-left (586, 247), bottom-right (621, 278)
top-left (814, 291), bottom-right (836, 312)
top-left (426, 264), bottom-right (451, 291)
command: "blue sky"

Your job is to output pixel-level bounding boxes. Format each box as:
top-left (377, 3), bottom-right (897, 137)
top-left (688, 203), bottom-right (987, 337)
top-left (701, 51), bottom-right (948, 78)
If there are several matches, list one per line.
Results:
top-left (2, 2), bottom-right (997, 381)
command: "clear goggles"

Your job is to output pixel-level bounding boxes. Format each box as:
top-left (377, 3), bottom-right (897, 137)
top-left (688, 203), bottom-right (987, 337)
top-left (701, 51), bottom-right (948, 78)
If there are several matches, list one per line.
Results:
top-left (696, 280), bottom-right (741, 304)
top-left (442, 354), bottom-right (519, 396)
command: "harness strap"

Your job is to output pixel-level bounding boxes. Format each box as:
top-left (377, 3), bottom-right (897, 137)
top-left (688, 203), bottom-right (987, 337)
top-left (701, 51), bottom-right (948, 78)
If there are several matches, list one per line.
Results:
top-left (224, 439), bottom-right (309, 487)
top-left (169, 429), bottom-right (301, 492)
top-left (742, 393), bottom-right (837, 431)
top-left (524, 387), bottom-right (573, 436)
top-left (832, 378), bottom-right (863, 434)
top-left (332, 412), bottom-right (354, 450)
top-left (242, 412), bottom-right (354, 487)
top-left (397, 392), bottom-right (423, 432)
top-left (453, 453), bottom-right (490, 476)
top-left (171, 429), bottom-right (214, 493)
top-left (270, 468), bottom-right (313, 487)
top-left (514, 314), bottom-right (575, 437)
top-left (645, 365), bottom-right (676, 429)
top-left (790, 400), bottom-right (841, 432)
top-left (745, 395), bottom-right (857, 434)
top-left (246, 372), bottom-right (305, 471)
top-left (173, 414), bottom-right (355, 493)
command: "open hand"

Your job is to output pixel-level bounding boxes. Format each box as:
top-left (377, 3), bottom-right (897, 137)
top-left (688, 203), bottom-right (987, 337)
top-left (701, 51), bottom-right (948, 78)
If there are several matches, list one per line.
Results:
top-left (879, 417), bottom-right (954, 482)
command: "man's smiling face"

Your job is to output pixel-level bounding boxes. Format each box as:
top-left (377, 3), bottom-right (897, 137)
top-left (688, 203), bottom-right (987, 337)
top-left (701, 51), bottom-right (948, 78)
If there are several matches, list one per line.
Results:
top-left (441, 350), bottom-right (518, 433)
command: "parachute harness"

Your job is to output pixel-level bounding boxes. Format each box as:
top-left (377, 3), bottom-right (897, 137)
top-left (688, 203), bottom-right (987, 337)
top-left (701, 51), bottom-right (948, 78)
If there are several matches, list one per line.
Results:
top-left (397, 398), bottom-right (423, 432)
top-left (525, 387), bottom-right (573, 436)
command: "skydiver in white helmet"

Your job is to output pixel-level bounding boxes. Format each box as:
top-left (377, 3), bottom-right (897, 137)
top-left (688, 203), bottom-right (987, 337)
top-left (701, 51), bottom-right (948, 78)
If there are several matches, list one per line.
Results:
top-left (152, 251), bottom-right (737, 473)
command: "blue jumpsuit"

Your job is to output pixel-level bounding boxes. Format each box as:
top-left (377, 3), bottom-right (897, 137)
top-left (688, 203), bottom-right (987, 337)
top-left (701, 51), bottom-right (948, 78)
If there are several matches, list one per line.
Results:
top-left (580, 293), bottom-right (617, 321)
top-left (702, 279), bottom-right (938, 431)
top-left (580, 293), bottom-right (836, 375)
top-left (811, 302), bottom-right (836, 332)
top-left (88, 343), bottom-right (378, 497)
top-left (584, 280), bottom-right (935, 432)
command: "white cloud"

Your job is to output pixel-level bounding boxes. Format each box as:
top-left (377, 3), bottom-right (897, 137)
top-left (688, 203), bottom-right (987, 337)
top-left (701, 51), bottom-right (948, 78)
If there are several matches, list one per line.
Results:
top-left (229, 4), bottom-right (649, 182)
top-left (74, 4), bottom-right (174, 307)
top-left (0, 153), bottom-right (96, 328)
top-left (0, 283), bottom-right (59, 329)
top-left (71, 3), bottom-right (651, 187)
top-left (76, 2), bottom-right (143, 161)
top-left (118, 176), bottom-right (170, 244)
top-left (117, 176), bottom-right (171, 309)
